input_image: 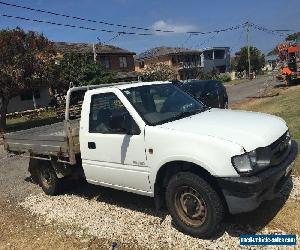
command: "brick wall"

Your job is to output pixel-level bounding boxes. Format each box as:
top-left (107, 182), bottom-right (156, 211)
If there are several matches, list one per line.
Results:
top-left (103, 54), bottom-right (135, 72)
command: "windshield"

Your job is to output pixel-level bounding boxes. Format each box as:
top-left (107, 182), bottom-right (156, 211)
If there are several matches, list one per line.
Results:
top-left (122, 83), bottom-right (206, 125)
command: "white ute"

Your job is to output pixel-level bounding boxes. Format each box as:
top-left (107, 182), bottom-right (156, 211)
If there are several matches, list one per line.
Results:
top-left (4, 81), bottom-right (298, 238)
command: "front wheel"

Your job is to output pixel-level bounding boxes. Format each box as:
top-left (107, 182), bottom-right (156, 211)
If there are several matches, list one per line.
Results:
top-left (165, 172), bottom-right (224, 238)
top-left (37, 162), bottom-right (60, 196)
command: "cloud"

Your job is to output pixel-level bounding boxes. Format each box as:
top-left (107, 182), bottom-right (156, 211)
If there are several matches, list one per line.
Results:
top-left (151, 20), bottom-right (196, 35)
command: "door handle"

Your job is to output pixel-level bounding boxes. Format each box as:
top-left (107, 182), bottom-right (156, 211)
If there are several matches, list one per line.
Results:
top-left (88, 142), bottom-right (96, 149)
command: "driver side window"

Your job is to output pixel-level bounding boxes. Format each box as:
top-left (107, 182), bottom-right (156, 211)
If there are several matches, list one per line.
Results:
top-left (89, 93), bottom-right (138, 134)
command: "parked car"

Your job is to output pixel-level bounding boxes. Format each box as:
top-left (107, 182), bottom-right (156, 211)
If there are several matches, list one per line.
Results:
top-left (4, 81), bottom-right (297, 238)
top-left (175, 80), bottom-right (228, 108)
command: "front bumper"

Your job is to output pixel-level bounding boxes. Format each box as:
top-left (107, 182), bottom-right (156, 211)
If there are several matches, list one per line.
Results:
top-left (217, 140), bottom-right (298, 214)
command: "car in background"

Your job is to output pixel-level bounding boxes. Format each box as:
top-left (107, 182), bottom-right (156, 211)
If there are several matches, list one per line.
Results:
top-left (174, 80), bottom-right (228, 109)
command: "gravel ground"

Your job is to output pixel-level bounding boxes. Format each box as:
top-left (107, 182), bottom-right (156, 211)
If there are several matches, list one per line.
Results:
top-left (18, 175), bottom-right (300, 250)
top-left (1, 145), bottom-right (299, 249)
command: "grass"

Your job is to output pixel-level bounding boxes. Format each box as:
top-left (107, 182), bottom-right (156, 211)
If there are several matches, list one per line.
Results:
top-left (6, 110), bottom-right (62, 133)
top-left (224, 74), bottom-right (269, 86)
top-left (232, 85), bottom-right (300, 175)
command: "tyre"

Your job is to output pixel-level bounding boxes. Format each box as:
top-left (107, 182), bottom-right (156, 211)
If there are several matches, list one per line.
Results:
top-left (165, 172), bottom-right (224, 238)
top-left (28, 158), bottom-right (40, 184)
top-left (37, 161), bottom-right (60, 195)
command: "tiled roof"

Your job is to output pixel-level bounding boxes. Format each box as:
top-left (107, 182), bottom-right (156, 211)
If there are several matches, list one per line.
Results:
top-left (54, 42), bottom-right (135, 55)
top-left (135, 46), bottom-right (201, 61)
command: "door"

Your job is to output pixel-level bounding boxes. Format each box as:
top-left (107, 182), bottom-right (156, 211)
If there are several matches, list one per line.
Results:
top-left (80, 91), bottom-right (151, 193)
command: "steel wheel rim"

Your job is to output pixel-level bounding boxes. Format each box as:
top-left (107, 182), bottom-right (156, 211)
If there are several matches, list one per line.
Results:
top-left (174, 186), bottom-right (207, 227)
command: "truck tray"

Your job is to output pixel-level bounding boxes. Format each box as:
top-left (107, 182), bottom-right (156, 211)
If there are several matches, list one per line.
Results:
top-left (4, 120), bottom-right (79, 158)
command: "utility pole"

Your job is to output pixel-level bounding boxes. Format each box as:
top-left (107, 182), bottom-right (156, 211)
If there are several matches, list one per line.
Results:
top-left (245, 22), bottom-right (251, 78)
top-left (92, 43), bottom-right (97, 63)
top-left (297, 33), bottom-right (300, 74)
top-left (297, 33), bottom-right (300, 51)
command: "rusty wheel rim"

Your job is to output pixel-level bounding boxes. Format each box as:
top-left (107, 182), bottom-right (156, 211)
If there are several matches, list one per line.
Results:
top-left (174, 186), bottom-right (207, 227)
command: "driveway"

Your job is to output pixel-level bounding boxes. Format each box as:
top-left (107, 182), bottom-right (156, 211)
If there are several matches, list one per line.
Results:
top-left (226, 75), bottom-right (280, 104)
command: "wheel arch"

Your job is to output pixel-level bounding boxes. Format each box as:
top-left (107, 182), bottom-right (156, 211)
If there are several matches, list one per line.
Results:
top-left (154, 160), bottom-right (227, 211)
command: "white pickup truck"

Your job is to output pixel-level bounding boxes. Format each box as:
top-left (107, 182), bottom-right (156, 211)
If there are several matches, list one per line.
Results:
top-left (4, 81), bottom-right (298, 238)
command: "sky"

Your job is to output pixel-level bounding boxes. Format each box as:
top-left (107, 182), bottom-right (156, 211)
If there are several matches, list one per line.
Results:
top-left (0, 0), bottom-right (299, 55)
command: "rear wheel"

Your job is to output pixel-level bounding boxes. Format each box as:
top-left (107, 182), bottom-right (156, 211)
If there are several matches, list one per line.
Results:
top-left (37, 162), bottom-right (60, 195)
top-left (165, 172), bottom-right (224, 238)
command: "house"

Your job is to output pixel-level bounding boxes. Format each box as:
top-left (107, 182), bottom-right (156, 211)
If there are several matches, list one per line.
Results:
top-left (135, 47), bottom-right (203, 80)
top-left (263, 55), bottom-right (278, 71)
top-left (202, 47), bottom-right (231, 73)
top-left (7, 42), bottom-right (137, 113)
top-left (54, 42), bottom-right (137, 78)
top-left (7, 87), bottom-right (51, 113)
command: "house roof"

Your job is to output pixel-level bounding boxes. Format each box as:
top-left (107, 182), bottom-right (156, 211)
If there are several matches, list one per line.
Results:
top-left (135, 46), bottom-right (202, 61)
top-left (202, 47), bottom-right (230, 51)
top-left (54, 42), bottom-right (135, 55)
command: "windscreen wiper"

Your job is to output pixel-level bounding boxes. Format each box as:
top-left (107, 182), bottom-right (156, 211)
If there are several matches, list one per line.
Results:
top-left (154, 106), bottom-right (209, 125)
top-left (172, 107), bottom-right (207, 120)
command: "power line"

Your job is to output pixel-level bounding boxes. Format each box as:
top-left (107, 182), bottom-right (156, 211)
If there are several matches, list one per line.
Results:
top-left (196, 32), bottom-right (219, 49)
top-left (0, 13), bottom-right (245, 38)
top-left (0, 1), bottom-right (294, 38)
top-left (104, 32), bottom-right (123, 44)
top-left (187, 25), bottom-right (242, 35)
top-left (248, 22), bottom-right (293, 37)
top-left (0, 1), bottom-right (243, 35)
top-left (0, 13), bottom-right (152, 35)
top-left (230, 29), bottom-right (245, 51)
top-left (180, 34), bottom-right (193, 48)
top-left (0, 1), bottom-right (162, 33)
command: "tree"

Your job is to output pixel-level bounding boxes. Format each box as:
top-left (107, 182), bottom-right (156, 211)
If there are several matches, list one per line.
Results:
top-left (142, 63), bottom-right (177, 81)
top-left (233, 46), bottom-right (265, 73)
top-left (285, 32), bottom-right (300, 41)
top-left (56, 52), bottom-right (116, 90)
top-left (0, 28), bottom-right (56, 132)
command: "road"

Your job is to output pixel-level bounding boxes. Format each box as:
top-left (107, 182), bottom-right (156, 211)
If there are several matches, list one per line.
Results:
top-left (226, 75), bottom-right (279, 104)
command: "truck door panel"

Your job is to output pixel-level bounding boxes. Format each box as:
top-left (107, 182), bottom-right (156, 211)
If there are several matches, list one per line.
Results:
top-left (80, 92), bottom-right (150, 192)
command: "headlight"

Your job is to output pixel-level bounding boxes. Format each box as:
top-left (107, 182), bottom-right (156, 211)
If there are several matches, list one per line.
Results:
top-left (232, 147), bottom-right (272, 174)
top-left (231, 153), bottom-right (253, 174)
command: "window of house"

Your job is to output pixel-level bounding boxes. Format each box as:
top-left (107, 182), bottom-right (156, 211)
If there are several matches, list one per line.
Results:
top-left (20, 89), bottom-right (41, 101)
top-left (119, 56), bottom-right (128, 68)
top-left (171, 56), bottom-right (178, 65)
top-left (139, 61), bottom-right (145, 68)
top-left (214, 50), bottom-right (226, 59)
top-left (100, 56), bottom-right (110, 69)
top-left (204, 51), bottom-right (213, 60)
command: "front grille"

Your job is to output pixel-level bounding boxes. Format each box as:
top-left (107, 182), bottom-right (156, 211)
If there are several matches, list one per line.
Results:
top-left (269, 131), bottom-right (291, 166)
